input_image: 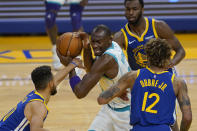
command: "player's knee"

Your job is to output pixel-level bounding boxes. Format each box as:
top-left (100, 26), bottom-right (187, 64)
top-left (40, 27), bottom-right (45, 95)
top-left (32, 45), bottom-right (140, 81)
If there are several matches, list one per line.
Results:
top-left (45, 11), bottom-right (57, 29)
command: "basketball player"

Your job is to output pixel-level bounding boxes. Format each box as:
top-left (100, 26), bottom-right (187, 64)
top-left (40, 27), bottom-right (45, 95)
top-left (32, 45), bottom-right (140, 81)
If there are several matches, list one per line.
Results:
top-left (97, 38), bottom-right (192, 131)
top-left (58, 25), bottom-right (132, 130)
top-left (113, 0), bottom-right (185, 129)
top-left (113, 0), bottom-right (185, 71)
top-left (45, 0), bottom-right (88, 70)
top-left (0, 59), bottom-right (82, 131)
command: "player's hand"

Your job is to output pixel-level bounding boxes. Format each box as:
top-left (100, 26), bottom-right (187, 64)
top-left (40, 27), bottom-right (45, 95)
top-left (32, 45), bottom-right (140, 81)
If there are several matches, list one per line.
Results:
top-left (56, 48), bottom-right (72, 66)
top-left (118, 90), bottom-right (129, 101)
top-left (72, 58), bottom-right (85, 69)
top-left (79, 32), bottom-right (90, 49)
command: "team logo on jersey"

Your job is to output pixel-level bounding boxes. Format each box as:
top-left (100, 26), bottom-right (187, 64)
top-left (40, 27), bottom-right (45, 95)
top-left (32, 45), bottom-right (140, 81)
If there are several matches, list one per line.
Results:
top-left (128, 40), bottom-right (136, 45)
top-left (132, 45), bottom-right (147, 67)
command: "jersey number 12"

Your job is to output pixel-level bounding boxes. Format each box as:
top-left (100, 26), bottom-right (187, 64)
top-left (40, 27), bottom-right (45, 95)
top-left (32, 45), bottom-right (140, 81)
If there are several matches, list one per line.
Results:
top-left (141, 92), bottom-right (160, 114)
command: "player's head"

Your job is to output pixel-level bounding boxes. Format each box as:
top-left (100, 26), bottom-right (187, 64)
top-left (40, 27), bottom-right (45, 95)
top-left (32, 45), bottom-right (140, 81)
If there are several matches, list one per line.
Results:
top-left (144, 38), bottom-right (172, 68)
top-left (124, 0), bottom-right (144, 25)
top-left (91, 24), bottom-right (112, 56)
top-left (31, 65), bottom-right (57, 96)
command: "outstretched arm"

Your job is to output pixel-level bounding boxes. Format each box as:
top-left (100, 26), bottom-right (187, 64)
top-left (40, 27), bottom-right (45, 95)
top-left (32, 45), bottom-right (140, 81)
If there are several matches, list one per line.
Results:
top-left (97, 71), bottom-right (137, 105)
top-left (175, 77), bottom-right (192, 131)
top-left (155, 20), bottom-right (185, 68)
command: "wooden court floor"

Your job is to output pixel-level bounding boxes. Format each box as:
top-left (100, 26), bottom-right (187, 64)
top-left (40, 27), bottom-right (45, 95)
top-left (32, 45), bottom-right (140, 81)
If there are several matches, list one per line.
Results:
top-left (0, 34), bottom-right (197, 130)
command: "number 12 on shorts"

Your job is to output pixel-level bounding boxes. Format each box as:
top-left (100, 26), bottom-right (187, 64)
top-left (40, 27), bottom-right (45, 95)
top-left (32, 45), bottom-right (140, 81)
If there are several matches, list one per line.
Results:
top-left (141, 92), bottom-right (160, 114)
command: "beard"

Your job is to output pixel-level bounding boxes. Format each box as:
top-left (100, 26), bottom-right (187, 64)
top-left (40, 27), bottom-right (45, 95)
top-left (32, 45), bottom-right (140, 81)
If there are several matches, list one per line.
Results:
top-left (128, 11), bottom-right (143, 26)
top-left (50, 86), bottom-right (57, 96)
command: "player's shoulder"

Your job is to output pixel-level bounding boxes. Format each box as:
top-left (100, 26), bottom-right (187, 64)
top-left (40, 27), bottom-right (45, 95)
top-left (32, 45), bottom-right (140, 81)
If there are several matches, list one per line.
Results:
top-left (173, 76), bottom-right (186, 89)
top-left (154, 19), bottom-right (169, 29)
top-left (113, 31), bottom-right (125, 48)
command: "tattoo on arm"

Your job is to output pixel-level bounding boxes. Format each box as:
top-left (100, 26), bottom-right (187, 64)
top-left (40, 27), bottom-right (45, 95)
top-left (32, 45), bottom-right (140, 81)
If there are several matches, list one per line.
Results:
top-left (100, 86), bottom-right (120, 100)
top-left (178, 81), bottom-right (191, 109)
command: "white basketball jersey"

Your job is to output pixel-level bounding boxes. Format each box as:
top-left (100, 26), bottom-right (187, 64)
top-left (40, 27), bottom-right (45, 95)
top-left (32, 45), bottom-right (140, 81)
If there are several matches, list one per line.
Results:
top-left (99, 41), bottom-right (131, 108)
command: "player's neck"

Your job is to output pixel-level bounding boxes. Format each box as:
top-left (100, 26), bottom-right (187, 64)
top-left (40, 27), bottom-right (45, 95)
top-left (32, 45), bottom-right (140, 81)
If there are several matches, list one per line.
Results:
top-left (128, 17), bottom-right (146, 36)
top-left (36, 90), bottom-right (50, 104)
top-left (149, 66), bottom-right (166, 73)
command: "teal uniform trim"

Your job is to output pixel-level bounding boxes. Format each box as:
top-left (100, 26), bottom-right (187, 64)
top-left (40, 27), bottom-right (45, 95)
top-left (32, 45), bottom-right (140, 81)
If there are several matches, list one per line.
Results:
top-left (107, 104), bottom-right (130, 112)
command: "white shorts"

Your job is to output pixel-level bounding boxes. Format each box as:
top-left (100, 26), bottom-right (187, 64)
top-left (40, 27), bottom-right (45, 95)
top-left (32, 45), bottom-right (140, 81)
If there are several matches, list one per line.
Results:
top-left (88, 104), bottom-right (132, 131)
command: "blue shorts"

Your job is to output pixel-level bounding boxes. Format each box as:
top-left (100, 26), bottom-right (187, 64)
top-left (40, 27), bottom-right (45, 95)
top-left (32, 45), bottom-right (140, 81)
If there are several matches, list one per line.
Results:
top-left (131, 124), bottom-right (171, 131)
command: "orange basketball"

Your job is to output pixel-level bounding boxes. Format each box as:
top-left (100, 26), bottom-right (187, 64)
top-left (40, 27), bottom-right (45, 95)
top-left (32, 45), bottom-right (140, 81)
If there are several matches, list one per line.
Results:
top-left (56, 32), bottom-right (83, 58)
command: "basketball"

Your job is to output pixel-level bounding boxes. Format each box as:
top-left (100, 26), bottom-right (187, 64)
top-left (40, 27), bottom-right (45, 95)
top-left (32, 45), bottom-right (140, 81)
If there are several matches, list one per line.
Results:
top-left (56, 32), bottom-right (83, 58)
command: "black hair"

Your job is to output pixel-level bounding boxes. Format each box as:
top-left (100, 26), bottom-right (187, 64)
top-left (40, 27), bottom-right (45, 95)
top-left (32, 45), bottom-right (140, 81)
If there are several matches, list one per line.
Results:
top-left (92, 24), bottom-right (111, 37)
top-left (124, 0), bottom-right (144, 8)
top-left (31, 65), bottom-right (53, 91)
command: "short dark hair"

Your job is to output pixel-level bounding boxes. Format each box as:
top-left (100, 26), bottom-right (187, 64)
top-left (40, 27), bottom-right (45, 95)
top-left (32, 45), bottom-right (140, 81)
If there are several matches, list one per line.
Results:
top-left (124, 0), bottom-right (144, 8)
top-left (144, 38), bottom-right (172, 68)
top-left (92, 24), bottom-right (111, 37)
top-left (31, 65), bottom-right (53, 91)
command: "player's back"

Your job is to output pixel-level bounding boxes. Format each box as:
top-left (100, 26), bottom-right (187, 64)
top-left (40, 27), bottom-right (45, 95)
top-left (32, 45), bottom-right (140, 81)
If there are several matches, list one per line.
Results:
top-left (0, 90), bottom-right (48, 131)
top-left (130, 68), bottom-right (176, 131)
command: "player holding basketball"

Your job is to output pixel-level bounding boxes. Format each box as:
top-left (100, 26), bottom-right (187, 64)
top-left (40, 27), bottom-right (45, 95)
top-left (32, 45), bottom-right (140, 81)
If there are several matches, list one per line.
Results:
top-left (0, 59), bottom-right (82, 131)
top-left (97, 38), bottom-right (192, 131)
top-left (45, 0), bottom-right (88, 70)
top-left (58, 25), bottom-right (132, 130)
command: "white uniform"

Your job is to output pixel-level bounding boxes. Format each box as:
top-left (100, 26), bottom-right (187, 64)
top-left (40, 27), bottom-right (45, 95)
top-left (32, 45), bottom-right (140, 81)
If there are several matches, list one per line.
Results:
top-left (88, 41), bottom-right (132, 131)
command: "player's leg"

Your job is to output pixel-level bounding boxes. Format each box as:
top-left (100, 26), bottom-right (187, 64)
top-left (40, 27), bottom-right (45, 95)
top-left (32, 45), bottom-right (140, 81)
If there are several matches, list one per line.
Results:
top-left (88, 105), bottom-right (113, 131)
top-left (69, 3), bottom-right (84, 32)
top-left (45, 0), bottom-right (64, 70)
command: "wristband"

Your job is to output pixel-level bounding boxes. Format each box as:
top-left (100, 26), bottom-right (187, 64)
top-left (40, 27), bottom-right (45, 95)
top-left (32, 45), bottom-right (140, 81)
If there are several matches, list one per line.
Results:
top-left (71, 61), bottom-right (78, 67)
top-left (69, 75), bottom-right (81, 91)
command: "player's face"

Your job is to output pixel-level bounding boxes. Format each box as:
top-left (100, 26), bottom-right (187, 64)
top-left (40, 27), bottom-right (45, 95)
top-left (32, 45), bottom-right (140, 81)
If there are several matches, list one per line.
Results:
top-left (91, 32), bottom-right (111, 56)
top-left (125, 0), bottom-right (143, 25)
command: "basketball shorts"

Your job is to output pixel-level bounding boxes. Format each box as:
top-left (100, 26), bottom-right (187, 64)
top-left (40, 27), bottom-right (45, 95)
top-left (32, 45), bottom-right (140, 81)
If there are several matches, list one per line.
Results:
top-left (131, 124), bottom-right (172, 131)
top-left (88, 104), bottom-right (132, 131)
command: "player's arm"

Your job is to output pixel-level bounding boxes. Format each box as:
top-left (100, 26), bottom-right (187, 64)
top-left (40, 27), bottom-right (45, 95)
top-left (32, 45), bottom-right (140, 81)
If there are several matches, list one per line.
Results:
top-left (26, 101), bottom-right (49, 131)
top-left (79, 32), bottom-right (94, 72)
top-left (69, 54), bottom-right (117, 99)
top-left (155, 20), bottom-right (185, 68)
top-left (97, 71), bottom-right (137, 105)
top-left (174, 77), bottom-right (192, 131)
top-left (53, 58), bottom-right (83, 86)
top-left (113, 31), bottom-right (126, 49)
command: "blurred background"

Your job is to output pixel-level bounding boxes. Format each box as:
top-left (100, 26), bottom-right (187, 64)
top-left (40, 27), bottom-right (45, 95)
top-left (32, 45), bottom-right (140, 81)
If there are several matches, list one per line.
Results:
top-left (0, 0), bottom-right (197, 34)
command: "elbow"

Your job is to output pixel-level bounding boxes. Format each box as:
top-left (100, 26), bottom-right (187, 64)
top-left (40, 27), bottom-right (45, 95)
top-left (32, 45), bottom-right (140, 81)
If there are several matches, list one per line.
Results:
top-left (97, 97), bottom-right (108, 105)
top-left (73, 88), bottom-right (87, 99)
top-left (75, 93), bottom-right (86, 99)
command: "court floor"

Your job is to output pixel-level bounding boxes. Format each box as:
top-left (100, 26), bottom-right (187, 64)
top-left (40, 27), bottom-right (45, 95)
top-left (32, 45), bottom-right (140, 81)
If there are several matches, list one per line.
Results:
top-left (0, 34), bottom-right (197, 130)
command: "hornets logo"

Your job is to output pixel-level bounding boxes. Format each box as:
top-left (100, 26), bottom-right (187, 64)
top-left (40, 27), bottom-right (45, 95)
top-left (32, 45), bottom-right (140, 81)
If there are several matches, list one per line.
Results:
top-left (133, 45), bottom-right (147, 67)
